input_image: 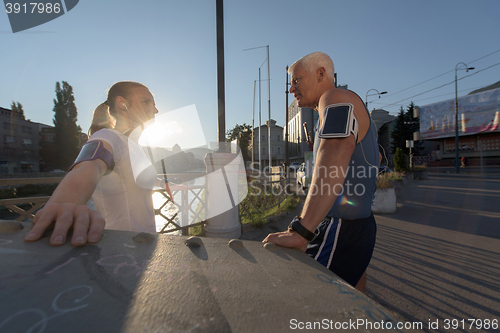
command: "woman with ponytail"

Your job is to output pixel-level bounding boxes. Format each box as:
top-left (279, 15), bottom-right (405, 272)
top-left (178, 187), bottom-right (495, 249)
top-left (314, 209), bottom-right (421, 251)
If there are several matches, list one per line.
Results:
top-left (25, 81), bottom-right (172, 246)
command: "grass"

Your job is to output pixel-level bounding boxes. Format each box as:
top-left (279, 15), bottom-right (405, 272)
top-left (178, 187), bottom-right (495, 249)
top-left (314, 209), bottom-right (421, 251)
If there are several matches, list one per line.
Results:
top-left (240, 194), bottom-right (300, 228)
top-left (413, 164), bottom-right (428, 171)
top-left (377, 172), bottom-right (405, 189)
top-left (186, 182), bottom-right (302, 235)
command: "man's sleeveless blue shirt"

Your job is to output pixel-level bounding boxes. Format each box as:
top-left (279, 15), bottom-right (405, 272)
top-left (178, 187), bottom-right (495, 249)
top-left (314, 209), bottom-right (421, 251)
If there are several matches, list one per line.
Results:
top-left (313, 108), bottom-right (378, 220)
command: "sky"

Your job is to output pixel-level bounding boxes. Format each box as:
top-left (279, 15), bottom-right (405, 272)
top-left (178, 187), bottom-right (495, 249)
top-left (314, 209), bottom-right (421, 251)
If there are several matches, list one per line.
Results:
top-left (2, 0), bottom-right (500, 148)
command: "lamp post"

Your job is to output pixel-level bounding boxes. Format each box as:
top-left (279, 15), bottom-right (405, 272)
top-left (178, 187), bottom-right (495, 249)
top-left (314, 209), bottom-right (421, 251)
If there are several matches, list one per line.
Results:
top-left (365, 89), bottom-right (387, 109)
top-left (244, 45), bottom-right (271, 170)
top-left (285, 66), bottom-right (290, 169)
top-left (454, 62), bottom-right (474, 173)
top-left (252, 80), bottom-right (256, 168)
top-left (216, 0), bottom-right (225, 152)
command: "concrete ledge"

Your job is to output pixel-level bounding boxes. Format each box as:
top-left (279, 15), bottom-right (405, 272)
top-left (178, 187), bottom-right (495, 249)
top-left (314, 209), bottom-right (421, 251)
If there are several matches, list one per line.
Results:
top-left (0, 221), bottom-right (406, 332)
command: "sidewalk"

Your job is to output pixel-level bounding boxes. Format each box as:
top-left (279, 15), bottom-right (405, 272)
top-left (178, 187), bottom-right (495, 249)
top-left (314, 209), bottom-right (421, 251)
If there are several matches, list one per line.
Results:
top-left (241, 175), bottom-right (500, 327)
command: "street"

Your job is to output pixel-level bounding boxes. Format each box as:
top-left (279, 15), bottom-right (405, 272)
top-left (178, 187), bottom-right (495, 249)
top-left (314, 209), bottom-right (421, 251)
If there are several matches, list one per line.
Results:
top-left (367, 173), bottom-right (500, 332)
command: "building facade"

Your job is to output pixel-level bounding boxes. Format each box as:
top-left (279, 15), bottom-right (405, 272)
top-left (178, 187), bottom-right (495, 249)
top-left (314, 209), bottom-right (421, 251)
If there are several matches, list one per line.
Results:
top-left (0, 107), bottom-right (40, 174)
top-left (0, 106), bottom-right (89, 174)
top-left (285, 99), bottom-right (318, 164)
top-left (250, 119), bottom-right (284, 168)
top-left (418, 86), bottom-right (500, 166)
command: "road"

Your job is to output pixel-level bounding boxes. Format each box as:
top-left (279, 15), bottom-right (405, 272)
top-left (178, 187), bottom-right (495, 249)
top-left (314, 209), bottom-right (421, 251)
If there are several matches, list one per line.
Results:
top-left (367, 173), bottom-right (500, 332)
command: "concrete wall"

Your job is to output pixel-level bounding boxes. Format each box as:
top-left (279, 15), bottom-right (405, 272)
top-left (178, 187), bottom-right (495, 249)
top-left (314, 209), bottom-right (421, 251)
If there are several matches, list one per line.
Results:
top-left (0, 221), bottom-right (407, 332)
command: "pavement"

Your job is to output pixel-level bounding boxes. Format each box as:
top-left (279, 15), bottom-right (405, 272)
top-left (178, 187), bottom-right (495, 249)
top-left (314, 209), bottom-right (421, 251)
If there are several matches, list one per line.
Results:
top-left (240, 172), bottom-right (500, 332)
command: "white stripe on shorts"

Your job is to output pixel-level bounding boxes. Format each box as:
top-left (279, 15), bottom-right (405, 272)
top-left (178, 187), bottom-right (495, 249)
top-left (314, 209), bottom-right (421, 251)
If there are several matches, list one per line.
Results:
top-left (326, 219), bottom-right (342, 269)
top-left (314, 217), bottom-right (334, 261)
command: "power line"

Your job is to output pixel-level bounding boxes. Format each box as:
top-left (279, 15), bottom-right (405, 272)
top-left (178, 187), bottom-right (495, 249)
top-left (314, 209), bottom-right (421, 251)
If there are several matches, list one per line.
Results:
top-left (379, 61), bottom-right (500, 109)
top-left (369, 86), bottom-right (484, 105)
top-left (377, 48), bottom-right (500, 101)
top-left (468, 48), bottom-right (500, 65)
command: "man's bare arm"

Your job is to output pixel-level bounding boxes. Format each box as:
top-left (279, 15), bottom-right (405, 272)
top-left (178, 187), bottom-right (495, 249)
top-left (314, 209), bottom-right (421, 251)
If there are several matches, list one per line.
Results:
top-left (263, 135), bottom-right (355, 249)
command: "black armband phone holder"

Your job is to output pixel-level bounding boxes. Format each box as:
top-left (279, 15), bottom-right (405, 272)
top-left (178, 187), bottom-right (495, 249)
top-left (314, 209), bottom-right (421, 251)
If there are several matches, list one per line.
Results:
top-left (68, 140), bottom-right (115, 175)
top-left (318, 103), bottom-right (359, 142)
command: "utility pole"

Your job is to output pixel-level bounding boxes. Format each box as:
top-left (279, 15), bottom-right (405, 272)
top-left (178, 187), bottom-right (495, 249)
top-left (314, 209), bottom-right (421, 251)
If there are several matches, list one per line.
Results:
top-left (216, 0), bottom-right (225, 152)
top-left (285, 66), bottom-right (289, 168)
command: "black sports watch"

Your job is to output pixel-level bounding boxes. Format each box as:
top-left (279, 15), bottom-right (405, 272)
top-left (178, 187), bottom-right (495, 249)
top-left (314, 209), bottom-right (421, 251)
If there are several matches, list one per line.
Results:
top-left (288, 216), bottom-right (316, 242)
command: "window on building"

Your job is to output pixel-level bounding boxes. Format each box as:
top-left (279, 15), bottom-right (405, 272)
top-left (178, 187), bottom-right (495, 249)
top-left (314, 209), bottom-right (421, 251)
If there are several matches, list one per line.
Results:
top-left (3, 122), bottom-right (10, 130)
top-left (22, 126), bottom-right (32, 134)
top-left (271, 135), bottom-right (274, 141)
top-left (4, 148), bottom-right (16, 156)
top-left (4, 135), bottom-right (15, 143)
top-left (262, 135), bottom-right (266, 142)
top-left (23, 149), bottom-right (33, 155)
top-left (22, 138), bottom-right (32, 145)
top-left (277, 147), bottom-right (281, 154)
top-left (277, 135), bottom-right (280, 142)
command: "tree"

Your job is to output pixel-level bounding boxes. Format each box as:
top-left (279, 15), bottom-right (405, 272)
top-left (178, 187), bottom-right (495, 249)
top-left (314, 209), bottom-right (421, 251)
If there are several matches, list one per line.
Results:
top-left (53, 81), bottom-right (82, 170)
top-left (390, 102), bottom-right (423, 155)
top-left (226, 123), bottom-right (252, 163)
top-left (10, 101), bottom-right (25, 119)
top-left (393, 147), bottom-right (407, 172)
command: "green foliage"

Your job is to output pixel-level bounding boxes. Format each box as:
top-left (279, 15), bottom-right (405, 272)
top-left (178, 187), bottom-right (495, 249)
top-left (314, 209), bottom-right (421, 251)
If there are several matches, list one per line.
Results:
top-left (16, 183), bottom-right (58, 197)
top-left (393, 147), bottom-right (407, 172)
top-left (246, 213), bottom-right (266, 228)
top-left (10, 101), bottom-right (25, 119)
top-left (53, 81), bottom-right (82, 170)
top-left (413, 164), bottom-right (427, 171)
top-left (0, 183), bottom-right (58, 199)
top-left (390, 102), bottom-right (422, 154)
top-left (0, 187), bottom-right (17, 199)
top-left (282, 195), bottom-right (300, 213)
top-left (240, 188), bottom-right (300, 228)
top-left (226, 123), bottom-right (252, 163)
top-left (376, 172), bottom-right (404, 188)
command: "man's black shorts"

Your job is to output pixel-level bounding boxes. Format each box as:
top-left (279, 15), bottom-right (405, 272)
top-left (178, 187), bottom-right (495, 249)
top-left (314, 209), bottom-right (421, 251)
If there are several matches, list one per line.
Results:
top-left (306, 214), bottom-right (377, 287)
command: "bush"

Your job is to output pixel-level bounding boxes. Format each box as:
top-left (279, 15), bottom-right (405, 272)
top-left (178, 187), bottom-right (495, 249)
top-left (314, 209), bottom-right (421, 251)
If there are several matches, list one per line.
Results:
top-left (377, 172), bottom-right (404, 188)
top-left (0, 183), bottom-right (59, 200)
top-left (393, 148), bottom-right (407, 172)
top-left (16, 184), bottom-right (58, 197)
top-left (413, 164), bottom-right (427, 171)
top-left (0, 187), bottom-right (17, 199)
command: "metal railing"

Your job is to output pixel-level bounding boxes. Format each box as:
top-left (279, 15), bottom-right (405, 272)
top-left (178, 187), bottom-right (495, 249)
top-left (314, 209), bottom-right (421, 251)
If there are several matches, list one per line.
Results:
top-left (0, 174), bottom-right (208, 236)
top-left (155, 172), bottom-right (207, 236)
top-left (0, 177), bottom-right (63, 221)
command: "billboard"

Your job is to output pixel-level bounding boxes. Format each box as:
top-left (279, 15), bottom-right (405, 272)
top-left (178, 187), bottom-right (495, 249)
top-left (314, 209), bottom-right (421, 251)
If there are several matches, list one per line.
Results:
top-left (419, 87), bottom-right (500, 140)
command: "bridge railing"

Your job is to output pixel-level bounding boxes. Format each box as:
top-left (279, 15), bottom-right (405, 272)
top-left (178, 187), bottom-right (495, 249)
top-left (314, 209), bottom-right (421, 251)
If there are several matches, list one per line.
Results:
top-left (0, 174), bottom-right (208, 237)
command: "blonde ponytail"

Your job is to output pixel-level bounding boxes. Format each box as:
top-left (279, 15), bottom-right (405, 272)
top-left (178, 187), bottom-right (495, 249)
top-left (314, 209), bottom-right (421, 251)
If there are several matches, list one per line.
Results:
top-left (89, 102), bottom-right (116, 136)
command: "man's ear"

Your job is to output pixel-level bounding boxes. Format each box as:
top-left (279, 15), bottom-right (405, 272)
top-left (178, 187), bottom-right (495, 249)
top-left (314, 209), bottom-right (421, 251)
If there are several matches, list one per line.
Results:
top-left (317, 67), bottom-right (326, 82)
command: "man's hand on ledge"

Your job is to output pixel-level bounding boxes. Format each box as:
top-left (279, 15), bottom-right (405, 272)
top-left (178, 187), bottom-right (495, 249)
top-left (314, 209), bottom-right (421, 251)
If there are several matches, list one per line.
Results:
top-left (262, 230), bottom-right (309, 252)
top-left (24, 203), bottom-right (105, 246)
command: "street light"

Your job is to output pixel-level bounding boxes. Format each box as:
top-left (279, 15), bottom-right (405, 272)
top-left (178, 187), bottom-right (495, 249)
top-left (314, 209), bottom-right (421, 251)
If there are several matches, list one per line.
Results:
top-left (244, 45), bottom-right (271, 170)
top-left (365, 89), bottom-right (387, 109)
top-left (285, 66), bottom-right (290, 169)
top-left (454, 62), bottom-right (474, 174)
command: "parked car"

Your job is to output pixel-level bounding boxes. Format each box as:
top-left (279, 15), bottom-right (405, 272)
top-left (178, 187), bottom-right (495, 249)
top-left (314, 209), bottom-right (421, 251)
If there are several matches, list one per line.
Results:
top-left (296, 163), bottom-right (309, 189)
